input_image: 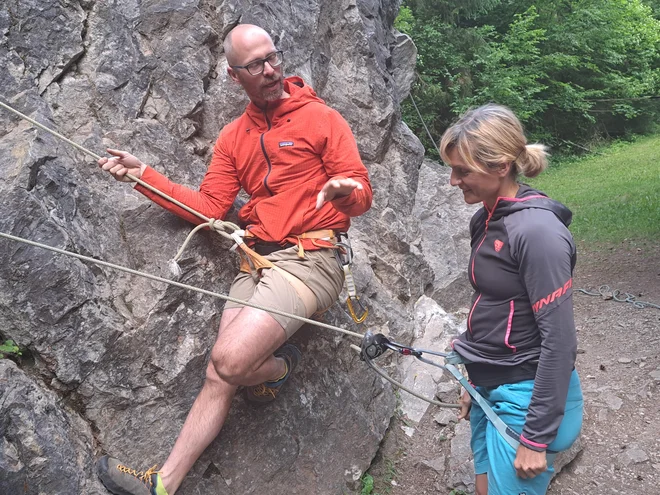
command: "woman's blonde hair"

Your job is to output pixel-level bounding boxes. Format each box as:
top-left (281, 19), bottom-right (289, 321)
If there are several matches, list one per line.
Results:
top-left (439, 104), bottom-right (548, 178)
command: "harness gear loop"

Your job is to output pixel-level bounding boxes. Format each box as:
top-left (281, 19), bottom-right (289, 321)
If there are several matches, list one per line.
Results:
top-left (292, 229), bottom-right (337, 258)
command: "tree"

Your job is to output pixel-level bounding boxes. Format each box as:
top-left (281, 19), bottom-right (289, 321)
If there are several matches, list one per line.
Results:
top-left (397, 0), bottom-right (660, 156)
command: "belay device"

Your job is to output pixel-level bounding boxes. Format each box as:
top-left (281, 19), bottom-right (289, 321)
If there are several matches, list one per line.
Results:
top-left (358, 331), bottom-right (556, 454)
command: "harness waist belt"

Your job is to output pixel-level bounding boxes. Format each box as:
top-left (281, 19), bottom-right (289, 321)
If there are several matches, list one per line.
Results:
top-left (253, 242), bottom-right (295, 256)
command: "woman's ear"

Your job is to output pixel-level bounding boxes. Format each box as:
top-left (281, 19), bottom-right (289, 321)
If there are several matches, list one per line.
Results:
top-left (496, 162), bottom-right (513, 177)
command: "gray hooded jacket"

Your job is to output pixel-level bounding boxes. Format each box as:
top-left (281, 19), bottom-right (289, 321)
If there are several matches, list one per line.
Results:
top-left (453, 184), bottom-right (578, 450)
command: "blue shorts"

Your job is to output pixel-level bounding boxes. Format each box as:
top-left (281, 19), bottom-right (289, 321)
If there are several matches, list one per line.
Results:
top-left (470, 369), bottom-right (583, 495)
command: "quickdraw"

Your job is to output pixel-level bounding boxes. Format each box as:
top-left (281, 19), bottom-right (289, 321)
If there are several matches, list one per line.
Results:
top-left (334, 233), bottom-right (368, 323)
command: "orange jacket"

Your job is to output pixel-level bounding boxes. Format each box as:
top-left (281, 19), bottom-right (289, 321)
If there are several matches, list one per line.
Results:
top-left (136, 77), bottom-right (372, 247)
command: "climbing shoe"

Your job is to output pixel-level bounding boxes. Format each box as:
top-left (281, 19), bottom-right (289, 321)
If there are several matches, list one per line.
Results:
top-left (97, 455), bottom-right (169, 495)
top-left (246, 343), bottom-right (302, 404)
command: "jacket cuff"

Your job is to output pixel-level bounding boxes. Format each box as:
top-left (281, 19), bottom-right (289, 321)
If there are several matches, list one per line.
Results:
top-left (519, 434), bottom-right (548, 452)
top-left (133, 165), bottom-right (158, 192)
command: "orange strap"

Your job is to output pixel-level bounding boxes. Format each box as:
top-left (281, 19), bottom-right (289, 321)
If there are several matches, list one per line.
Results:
top-left (293, 229), bottom-right (337, 258)
top-left (237, 243), bottom-right (318, 317)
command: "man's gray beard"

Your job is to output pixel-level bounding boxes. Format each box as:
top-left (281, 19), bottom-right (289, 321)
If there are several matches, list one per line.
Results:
top-left (263, 81), bottom-right (284, 101)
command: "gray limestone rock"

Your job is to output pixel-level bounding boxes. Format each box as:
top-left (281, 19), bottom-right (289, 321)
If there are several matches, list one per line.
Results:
top-left (0, 0), bottom-right (474, 493)
top-left (448, 420), bottom-right (475, 492)
top-left (616, 444), bottom-right (649, 468)
top-left (398, 296), bottom-right (462, 423)
top-left (0, 360), bottom-right (107, 494)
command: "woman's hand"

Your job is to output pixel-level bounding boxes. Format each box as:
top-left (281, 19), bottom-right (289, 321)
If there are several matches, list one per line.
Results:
top-left (514, 444), bottom-right (547, 479)
top-left (457, 390), bottom-right (472, 421)
top-left (98, 149), bottom-right (147, 182)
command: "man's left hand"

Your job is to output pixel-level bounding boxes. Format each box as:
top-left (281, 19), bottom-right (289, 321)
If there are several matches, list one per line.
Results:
top-left (514, 444), bottom-right (547, 479)
top-left (316, 177), bottom-right (363, 210)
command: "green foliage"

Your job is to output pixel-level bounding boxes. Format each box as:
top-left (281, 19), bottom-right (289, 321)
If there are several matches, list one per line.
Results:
top-left (359, 458), bottom-right (398, 495)
top-left (394, 6), bottom-right (415, 33)
top-left (0, 340), bottom-right (21, 359)
top-left (449, 490), bottom-right (469, 495)
top-left (360, 474), bottom-right (375, 495)
top-left (398, 0), bottom-right (660, 155)
top-left (460, 7), bottom-right (550, 123)
top-left (527, 134), bottom-right (660, 244)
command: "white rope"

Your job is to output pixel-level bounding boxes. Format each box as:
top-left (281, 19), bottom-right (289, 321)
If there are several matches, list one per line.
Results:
top-left (0, 101), bottom-right (240, 242)
top-left (0, 231), bottom-right (364, 339)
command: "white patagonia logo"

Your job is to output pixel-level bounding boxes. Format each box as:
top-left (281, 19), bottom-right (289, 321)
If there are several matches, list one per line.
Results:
top-left (279, 141), bottom-right (294, 147)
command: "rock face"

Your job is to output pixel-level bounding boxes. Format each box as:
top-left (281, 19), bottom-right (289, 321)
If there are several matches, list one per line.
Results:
top-left (0, 1), bottom-right (475, 494)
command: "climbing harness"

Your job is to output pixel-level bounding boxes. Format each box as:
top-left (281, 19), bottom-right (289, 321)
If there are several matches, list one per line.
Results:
top-left (0, 100), bottom-right (366, 322)
top-left (233, 229), bottom-right (318, 318)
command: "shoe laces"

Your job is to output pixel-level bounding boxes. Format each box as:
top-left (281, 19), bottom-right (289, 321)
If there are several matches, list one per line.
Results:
top-left (251, 383), bottom-right (278, 398)
top-left (117, 463), bottom-right (160, 487)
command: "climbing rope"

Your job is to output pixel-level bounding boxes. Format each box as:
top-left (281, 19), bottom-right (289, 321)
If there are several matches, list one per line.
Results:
top-left (576, 285), bottom-right (660, 310)
top-left (0, 230), bottom-right (363, 340)
top-left (0, 100), bottom-right (464, 408)
top-left (408, 93), bottom-right (442, 160)
top-left (0, 230), bottom-right (462, 409)
top-left (0, 101), bottom-right (242, 247)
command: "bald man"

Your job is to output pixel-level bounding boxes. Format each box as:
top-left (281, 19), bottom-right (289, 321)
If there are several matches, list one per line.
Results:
top-left (96, 24), bottom-right (372, 495)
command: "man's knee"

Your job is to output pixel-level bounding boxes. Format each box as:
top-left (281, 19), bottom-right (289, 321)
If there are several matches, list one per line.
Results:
top-left (209, 347), bottom-right (251, 386)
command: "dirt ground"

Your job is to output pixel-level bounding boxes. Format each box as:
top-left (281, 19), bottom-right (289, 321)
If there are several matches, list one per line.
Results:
top-left (365, 241), bottom-right (660, 495)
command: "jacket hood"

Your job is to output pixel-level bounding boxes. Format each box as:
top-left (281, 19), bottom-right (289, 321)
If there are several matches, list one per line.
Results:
top-left (244, 76), bottom-right (325, 129)
top-left (489, 184), bottom-right (573, 227)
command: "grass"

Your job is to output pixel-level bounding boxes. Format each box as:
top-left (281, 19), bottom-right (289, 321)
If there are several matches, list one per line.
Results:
top-left (526, 134), bottom-right (660, 245)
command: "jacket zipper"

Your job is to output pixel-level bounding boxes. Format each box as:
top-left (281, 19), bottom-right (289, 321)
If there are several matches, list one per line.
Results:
top-left (467, 205), bottom-right (496, 334)
top-left (260, 107), bottom-right (274, 196)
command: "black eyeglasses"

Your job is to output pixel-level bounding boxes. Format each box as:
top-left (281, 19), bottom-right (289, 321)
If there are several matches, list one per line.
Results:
top-left (231, 51), bottom-right (284, 76)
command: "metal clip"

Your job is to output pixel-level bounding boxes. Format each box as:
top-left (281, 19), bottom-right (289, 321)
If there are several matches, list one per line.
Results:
top-left (347, 295), bottom-right (368, 323)
top-left (334, 241), bottom-right (353, 267)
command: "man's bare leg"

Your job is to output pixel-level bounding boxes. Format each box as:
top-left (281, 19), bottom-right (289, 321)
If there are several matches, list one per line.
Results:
top-left (158, 306), bottom-right (290, 494)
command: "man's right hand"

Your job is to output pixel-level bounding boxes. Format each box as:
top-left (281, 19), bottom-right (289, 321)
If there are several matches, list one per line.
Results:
top-left (98, 148), bottom-right (147, 182)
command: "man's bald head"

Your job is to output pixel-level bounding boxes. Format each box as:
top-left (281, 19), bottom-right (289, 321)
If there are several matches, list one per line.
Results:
top-left (224, 24), bottom-right (287, 108)
top-left (223, 24), bottom-right (274, 66)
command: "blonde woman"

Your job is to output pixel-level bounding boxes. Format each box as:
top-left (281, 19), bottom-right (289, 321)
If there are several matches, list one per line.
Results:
top-left (441, 104), bottom-right (583, 495)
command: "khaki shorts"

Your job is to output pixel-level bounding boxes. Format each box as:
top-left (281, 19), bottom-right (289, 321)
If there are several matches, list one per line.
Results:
top-left (224, 246), bottom-right (344, 338)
